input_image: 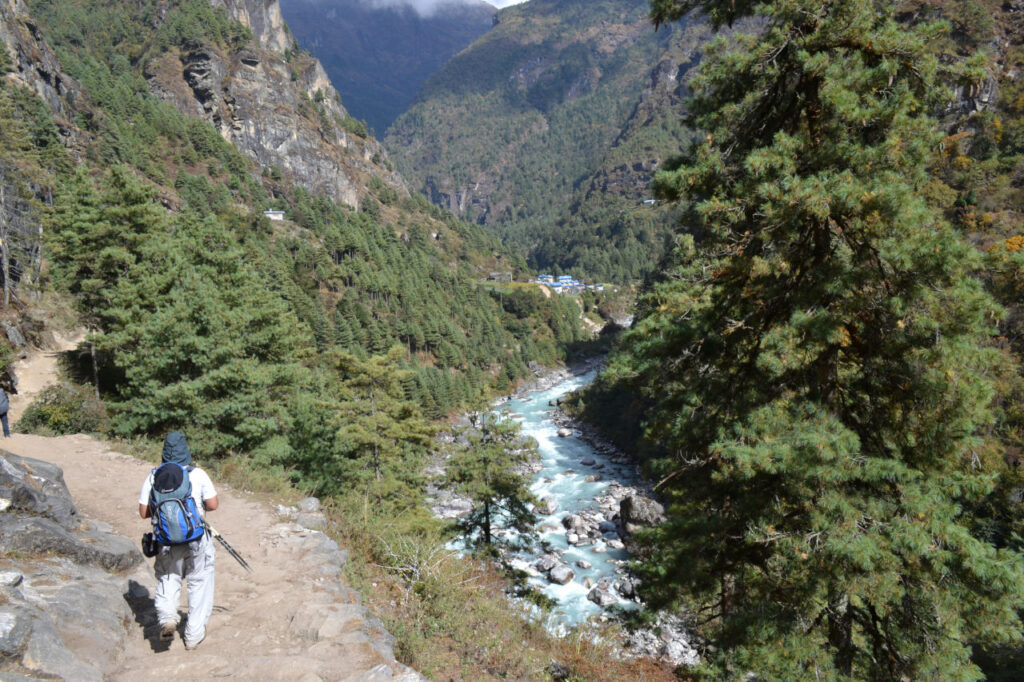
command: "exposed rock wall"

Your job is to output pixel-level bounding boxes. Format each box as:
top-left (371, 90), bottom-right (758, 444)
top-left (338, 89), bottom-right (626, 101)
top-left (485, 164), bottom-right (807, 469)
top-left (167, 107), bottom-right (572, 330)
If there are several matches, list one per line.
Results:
top-left (0, 0), bottom-right (88, 154)
top-left (215, 0), bottom-right (291, 54)
top-left (143, 0), bottom-right (407, 208)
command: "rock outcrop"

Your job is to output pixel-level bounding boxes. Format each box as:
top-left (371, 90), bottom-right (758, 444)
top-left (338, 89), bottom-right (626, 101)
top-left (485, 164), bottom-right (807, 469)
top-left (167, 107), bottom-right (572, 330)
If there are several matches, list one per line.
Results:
top-left (619, 494), bottom-right (666, 556)
top-left (0, 451), bottom-right (141, 679)
top-left (143, 0), bottom-right (406, 209)
top-left (0, 0), bottom-right (89, 154)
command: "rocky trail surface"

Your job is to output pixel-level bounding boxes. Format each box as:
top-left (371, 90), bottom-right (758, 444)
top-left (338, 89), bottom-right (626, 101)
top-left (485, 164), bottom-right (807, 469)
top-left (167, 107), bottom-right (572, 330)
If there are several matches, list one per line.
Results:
top-left (1, 338), bottom-right (421, 681)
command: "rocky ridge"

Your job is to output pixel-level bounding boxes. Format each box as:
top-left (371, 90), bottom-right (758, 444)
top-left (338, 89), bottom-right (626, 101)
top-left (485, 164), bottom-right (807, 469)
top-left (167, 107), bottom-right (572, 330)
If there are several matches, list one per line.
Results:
top-left (0, 0), bottom-right (88, 153)
top-left (143, 0), bottom-right (406, 209)
top-left (2, 0), bottom-right (405, 209)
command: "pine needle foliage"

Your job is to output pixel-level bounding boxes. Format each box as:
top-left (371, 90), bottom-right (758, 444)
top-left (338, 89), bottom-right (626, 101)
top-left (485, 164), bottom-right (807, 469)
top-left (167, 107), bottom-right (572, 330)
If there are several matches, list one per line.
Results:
top-left (447, 410), bottom-right (538, 551)
top-left (606, 0), bottom-right (1024, 677)
top-left (331, 347), bottom-right (436, 509)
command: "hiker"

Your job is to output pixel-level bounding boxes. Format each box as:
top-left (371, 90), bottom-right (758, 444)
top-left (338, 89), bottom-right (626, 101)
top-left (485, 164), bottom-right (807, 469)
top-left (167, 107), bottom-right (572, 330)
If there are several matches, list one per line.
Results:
top-left (138, 432), bottom-right (218, 650)
top-left (0, 387), bottom-right (9, 437)
top-left (0, 370), bottom-right (18, 437)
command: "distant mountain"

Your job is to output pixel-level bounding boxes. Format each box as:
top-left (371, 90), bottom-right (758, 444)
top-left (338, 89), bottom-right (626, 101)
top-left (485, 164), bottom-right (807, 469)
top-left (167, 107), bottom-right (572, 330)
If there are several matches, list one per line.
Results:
top-left (384, 0), bottom-right (714, 282)
top-left (279, 0), bottom-right (495, 136)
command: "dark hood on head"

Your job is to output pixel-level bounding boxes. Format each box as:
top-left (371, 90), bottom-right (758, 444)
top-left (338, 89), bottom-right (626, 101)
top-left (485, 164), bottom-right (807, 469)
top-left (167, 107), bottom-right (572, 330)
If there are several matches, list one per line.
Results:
top-left (162, 432), bottom-right (192, 467)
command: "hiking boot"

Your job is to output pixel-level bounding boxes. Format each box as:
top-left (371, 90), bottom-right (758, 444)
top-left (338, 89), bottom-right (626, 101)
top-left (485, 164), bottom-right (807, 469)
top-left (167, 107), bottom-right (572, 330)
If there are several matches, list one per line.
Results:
top-left (159, 622), bottom-right (176, 641)
top-left (184, 634), bottom-right (205, 651)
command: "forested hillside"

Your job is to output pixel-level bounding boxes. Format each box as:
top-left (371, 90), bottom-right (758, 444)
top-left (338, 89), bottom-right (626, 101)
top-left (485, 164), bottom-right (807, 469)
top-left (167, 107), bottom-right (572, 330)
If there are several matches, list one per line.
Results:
top-left (569, 0), bottom-right (1024, 678)
top-left (385, 0), bottom-right (716, 283)
top-left (279, 0), bottom-right (495, 136)
top-left (0, 0), bottom-right (671, 678)
top-left (0, 0), bottom-right (598, 494)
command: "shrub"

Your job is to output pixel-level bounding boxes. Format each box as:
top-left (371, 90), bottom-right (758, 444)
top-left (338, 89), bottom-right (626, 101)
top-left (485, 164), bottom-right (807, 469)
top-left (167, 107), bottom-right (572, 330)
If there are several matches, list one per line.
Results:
top-left (17, 383), bottom-right (109, 435)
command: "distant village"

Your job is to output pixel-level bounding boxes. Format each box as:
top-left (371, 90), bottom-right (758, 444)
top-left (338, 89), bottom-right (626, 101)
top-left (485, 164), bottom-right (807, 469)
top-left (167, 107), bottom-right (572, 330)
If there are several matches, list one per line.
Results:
top-left (534, 273), bottom-right (604, 294)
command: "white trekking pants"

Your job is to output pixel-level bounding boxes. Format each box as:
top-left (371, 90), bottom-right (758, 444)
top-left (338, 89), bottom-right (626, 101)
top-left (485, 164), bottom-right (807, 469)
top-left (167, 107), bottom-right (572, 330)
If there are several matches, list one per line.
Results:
top-left (153, 532), bottom-right (216, 644)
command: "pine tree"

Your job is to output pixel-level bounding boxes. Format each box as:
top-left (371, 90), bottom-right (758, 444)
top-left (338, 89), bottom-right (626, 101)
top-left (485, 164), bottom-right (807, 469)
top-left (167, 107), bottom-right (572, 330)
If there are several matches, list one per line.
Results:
top-left (49, 167), bottom-right (165, 394)
top-left (608, 0), bottom-right (1024, 677)
top-left (447, 410), bottom-right (537, 550)
top-left (97, 210), bottom-right (314, 459)
top-left (332, 346), bottom-right (436, 505)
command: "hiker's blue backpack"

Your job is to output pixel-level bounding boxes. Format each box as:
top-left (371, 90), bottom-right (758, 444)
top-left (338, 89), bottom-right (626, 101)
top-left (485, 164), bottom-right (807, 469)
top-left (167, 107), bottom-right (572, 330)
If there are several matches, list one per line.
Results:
top-left (149, 462), bottom-right (205, 545)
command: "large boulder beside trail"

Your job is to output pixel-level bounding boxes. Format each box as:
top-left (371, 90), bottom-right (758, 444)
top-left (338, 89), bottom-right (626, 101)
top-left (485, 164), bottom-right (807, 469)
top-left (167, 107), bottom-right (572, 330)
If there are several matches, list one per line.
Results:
top-left (0, 451), bottom-right (141, 679)
top-left (0, 560), bottom-right (133, 681)
top-left (0, 516), bottom-right (141, 572)
top-left (1, 451), bottom-right (81, 530)
top-left (0, 452), bottom-right (141, 572)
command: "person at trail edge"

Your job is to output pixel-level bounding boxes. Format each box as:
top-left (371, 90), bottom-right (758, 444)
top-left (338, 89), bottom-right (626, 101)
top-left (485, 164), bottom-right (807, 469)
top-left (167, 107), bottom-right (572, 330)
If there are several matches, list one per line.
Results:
top-left (138, 432), bottom-right (218, 649)
top-left (0, 387), bottom-right (10, 437)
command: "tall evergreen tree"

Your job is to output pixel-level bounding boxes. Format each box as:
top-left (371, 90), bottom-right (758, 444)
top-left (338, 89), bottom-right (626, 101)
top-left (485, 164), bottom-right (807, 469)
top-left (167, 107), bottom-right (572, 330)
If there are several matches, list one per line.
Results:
top-left (609, 0), bottom-right (1024, 677)
top-left (332, 347), bottom-right (436, 506)
top-left (97, 210), bottom-right (314, 459)
top-left (447, 410), bottom-right (537, 550)
top-left (49, 167), bottom-right (166, 394)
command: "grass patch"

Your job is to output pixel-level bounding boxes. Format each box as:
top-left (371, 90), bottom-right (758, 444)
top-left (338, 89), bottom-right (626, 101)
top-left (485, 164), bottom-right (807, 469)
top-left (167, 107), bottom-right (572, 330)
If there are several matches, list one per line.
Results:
top-left (325, 493), bottom-right (678, 681)
top-left (208, 457), bottom-right (303, 501)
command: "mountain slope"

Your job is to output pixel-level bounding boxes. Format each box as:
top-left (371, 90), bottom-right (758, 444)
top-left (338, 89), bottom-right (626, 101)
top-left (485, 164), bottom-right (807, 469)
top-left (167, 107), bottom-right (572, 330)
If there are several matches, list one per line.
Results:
top-left (384, 0), bottom-right (712, 281)
top-left (280, 0), bottom-right (495, 136)
top-left (2, 0), bottom-right (592, 455)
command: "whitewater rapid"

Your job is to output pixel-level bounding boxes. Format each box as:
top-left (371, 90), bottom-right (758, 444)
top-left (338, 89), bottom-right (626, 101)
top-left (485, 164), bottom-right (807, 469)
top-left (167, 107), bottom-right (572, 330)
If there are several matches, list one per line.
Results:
top-left (500, 369), bottom-right (642, 629)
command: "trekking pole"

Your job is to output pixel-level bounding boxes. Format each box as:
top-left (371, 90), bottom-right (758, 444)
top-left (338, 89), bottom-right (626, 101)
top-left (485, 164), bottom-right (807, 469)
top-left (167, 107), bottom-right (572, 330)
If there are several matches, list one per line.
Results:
top-left (203, 521), bottom-right (252, 573)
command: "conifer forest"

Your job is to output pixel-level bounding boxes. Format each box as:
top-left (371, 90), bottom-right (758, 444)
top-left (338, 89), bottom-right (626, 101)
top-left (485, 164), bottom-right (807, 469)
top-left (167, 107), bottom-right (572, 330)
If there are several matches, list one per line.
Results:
top-left (2, 0), bottom-right (1024, 678)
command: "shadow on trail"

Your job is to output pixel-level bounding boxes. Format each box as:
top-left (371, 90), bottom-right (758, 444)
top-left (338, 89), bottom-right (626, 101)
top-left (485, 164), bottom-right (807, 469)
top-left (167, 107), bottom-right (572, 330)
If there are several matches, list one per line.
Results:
top-left (124, 579), bottom-right (173, 653)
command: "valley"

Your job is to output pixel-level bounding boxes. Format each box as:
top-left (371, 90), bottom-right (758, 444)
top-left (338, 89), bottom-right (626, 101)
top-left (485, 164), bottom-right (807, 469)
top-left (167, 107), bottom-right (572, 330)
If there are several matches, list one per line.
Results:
top-left (2, 0), bottom-right (1024, 679)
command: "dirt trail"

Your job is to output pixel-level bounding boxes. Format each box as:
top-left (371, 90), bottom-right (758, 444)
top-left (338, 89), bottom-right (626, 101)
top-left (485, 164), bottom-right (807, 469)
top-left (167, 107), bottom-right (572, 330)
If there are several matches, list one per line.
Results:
top-left (3, 340), bottom-right (417, 681)
top-left (8, 329), bottom-right (85, 422)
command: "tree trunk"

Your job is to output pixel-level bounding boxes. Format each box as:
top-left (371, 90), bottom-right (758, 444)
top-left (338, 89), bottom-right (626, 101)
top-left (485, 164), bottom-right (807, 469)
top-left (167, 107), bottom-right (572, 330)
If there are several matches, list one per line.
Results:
top-left (0, 181), bottom-right (8, 308)
top-left (483, 498), bottom-right (491, 545)
top-left (90, 329), bottom-right (100, 399)
top-left (828, 593), bottom-right (854, 676)
top-left (370, 387), bottom-right (381, 481)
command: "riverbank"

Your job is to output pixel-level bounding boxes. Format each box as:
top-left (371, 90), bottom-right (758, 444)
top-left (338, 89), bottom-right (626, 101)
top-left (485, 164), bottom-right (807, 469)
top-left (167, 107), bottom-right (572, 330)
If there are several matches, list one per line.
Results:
top-left (430, 358), bottom-right (701, 668)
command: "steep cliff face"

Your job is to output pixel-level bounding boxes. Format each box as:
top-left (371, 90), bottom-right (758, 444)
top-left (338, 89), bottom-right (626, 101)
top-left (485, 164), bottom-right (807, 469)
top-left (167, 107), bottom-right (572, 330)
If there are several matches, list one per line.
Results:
top-left (3, 0), bottom-right (405, 208)
top-left (143, 0), bottom-right (405, 208)
top-left (215, 0), bottom-right (291, 53)
top-left (0, 0), bottom-right (87, 153)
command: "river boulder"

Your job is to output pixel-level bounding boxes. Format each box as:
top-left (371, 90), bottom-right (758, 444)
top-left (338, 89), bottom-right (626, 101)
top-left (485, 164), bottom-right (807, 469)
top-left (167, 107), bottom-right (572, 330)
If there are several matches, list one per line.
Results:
top-left (587, 587), bottom-right (618, 607)
top-left (549, 565), bottom-right (575, 585)
top-left (538, 497), bottom-right (559, 515)
top-left (619, 494), bottom-right (666, 555)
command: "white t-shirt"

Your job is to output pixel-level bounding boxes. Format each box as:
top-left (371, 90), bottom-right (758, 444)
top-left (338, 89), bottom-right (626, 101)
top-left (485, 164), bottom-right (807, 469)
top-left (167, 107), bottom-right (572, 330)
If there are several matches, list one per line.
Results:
top-left (139, 465), bottom-right (217, 516)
